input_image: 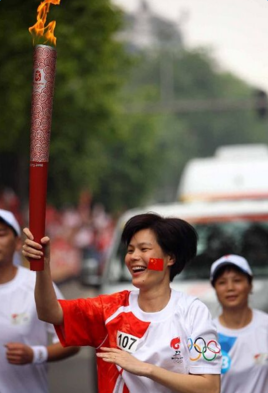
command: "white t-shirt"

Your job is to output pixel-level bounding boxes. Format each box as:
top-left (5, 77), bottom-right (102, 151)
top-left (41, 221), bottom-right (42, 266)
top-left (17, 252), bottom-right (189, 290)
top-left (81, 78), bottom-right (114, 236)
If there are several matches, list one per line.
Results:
top-left (56, 288), bottom-right (222, 393)
top-left (0, 266), bottom-right (63, 393)
top-left (214, 309), bottom-right (268, 393)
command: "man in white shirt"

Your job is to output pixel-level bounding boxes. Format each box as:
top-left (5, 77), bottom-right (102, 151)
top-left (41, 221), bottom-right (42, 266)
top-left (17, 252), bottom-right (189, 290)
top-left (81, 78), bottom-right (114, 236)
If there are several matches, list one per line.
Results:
top-left (0, 209), bottom-right (79, 393)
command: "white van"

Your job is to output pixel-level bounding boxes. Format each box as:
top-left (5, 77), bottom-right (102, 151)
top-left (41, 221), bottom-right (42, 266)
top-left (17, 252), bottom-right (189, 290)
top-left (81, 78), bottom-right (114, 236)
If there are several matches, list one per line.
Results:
top-left (99, 200), bottom-right (268, 317)
top-left (177, 144), bottom-right (268, 202)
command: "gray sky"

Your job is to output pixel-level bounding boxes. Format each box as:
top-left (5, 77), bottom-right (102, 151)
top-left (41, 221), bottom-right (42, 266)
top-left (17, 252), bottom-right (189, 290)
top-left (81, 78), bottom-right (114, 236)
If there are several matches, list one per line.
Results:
top-left (113, 0), bottom-right (268, 92)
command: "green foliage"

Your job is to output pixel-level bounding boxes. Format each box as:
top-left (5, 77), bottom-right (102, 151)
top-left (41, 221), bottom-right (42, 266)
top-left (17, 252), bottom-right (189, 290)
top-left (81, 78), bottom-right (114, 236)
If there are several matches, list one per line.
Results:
top-left (123, 47), bottom-right (268, 202)
top-left (46, 0), bottom-right (129, 206)
top-left (94, 112), bottom-right (160, 212)
top-left (1, 2), bottom-right (268, 212)
top-left (0, 1), bottom-right (34, 153)
top-left (0, 0), bottom-right (131, 209)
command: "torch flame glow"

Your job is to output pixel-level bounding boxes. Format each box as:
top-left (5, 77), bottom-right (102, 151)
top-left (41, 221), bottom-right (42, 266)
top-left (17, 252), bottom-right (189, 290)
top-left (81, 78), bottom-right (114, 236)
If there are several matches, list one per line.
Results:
top-left (29, 0), bottom-right (61, 47)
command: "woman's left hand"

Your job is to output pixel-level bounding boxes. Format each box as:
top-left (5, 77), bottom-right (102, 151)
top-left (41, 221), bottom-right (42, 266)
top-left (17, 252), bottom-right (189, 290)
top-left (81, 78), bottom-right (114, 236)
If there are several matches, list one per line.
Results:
top-left (5, 342), bottom-right (34, 365)
top-left (96, 347), bottom-right (151, 376)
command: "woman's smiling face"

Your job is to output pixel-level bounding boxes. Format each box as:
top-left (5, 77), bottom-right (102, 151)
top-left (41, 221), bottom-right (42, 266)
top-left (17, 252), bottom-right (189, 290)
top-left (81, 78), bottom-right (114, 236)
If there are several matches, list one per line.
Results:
top-left (214, 268), bottom-right (252, 310)
top-left (124, 228), bottom-right (174, 290)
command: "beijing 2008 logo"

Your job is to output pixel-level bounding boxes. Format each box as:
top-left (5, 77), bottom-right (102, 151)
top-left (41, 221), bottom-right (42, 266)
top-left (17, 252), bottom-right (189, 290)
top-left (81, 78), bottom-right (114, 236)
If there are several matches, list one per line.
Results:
top-left (170, 337), bottom-right (184, 364)
top-left (188, 337), bottom-right (221, 362)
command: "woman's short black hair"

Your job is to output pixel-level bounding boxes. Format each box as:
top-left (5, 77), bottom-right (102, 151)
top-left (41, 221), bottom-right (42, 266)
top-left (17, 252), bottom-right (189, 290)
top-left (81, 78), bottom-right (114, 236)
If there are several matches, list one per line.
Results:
top-left (121, 212), bottom-right (198, 281)
top-left (211, 264), bottom-right (253, 287)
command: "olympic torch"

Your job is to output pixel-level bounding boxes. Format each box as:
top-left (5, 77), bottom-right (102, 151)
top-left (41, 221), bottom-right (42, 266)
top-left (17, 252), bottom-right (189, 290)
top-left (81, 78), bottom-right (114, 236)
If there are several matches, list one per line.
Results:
top-left (28, 0), bottom-right (61, 271)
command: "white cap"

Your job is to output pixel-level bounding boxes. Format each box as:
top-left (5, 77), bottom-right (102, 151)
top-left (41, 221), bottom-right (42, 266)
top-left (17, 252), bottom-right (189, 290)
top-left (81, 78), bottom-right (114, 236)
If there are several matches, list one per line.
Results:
top-left (0, 209), bottom-right (21, 236)
top-left (210, 254), bottom-right (253, 282)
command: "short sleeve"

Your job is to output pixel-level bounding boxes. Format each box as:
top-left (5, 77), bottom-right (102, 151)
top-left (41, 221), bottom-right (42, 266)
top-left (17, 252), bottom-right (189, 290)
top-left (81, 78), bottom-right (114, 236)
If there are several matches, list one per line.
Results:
top-left (186, 299), bottom-right (222, 374)
top-left (54, 297), bottom-right (107, 348)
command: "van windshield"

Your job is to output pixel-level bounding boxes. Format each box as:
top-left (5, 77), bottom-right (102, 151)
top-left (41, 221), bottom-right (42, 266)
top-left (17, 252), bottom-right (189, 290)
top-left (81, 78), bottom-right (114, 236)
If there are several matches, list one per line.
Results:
top-left (106, 220), bottom-right (268, 283)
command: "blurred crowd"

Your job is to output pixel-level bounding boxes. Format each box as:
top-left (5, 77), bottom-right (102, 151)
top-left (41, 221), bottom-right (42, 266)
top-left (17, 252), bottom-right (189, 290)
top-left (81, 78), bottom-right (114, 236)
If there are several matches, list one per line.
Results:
top-left (0, 186), bottom-right (116, 283)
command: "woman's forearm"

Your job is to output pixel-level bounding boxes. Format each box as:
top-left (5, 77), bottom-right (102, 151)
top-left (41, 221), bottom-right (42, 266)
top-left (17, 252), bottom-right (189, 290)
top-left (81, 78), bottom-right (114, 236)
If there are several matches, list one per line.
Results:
top-left (47, 342), bottom-right (80, 361)
top-left (35, 268), bottom-right (63, 325)
top-left (23, 229), bottom-right (64, 325)
top-left (97, 347), bottom-right (220, 393)
top-left (146, 365), bottom-right (220, 393)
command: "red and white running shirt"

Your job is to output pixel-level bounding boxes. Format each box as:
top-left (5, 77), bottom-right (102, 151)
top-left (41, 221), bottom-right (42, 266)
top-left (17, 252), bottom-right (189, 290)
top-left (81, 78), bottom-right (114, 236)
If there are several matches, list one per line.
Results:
top-left (55, 289), bottom-right (221, 393)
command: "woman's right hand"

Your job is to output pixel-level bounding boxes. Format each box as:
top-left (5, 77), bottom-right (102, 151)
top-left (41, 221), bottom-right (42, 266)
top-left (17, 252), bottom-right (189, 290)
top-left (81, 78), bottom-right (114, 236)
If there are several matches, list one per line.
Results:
top-left (22, 228), bottom-right (51, 266)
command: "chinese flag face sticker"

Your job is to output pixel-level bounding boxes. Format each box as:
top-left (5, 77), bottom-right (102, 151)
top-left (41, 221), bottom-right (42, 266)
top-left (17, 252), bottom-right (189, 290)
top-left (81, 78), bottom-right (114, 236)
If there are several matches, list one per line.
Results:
top-left (148, 258), bottom-right (164, 271)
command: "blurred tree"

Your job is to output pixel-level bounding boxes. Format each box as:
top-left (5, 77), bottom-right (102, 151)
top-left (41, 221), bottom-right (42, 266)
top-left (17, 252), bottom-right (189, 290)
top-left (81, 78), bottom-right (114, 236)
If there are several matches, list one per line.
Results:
top-left (0, 1), bottom-right (34, 203)
top-left (0, 0), bottom-right (148, 211)
top-left (122, 47), bottom-right (268, 202)
top-left (95, 112), bottom-right (160, 212)
top-left (1, 1), bottom-right (268, 213)
top-left (254, 89), bottom-right (268, 119)
top-left (47, 0), bottom-right (130, 206)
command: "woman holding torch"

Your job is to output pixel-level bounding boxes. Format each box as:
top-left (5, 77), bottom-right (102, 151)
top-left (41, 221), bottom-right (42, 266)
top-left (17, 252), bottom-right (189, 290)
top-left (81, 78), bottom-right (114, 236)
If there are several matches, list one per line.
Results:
top-left (23, 213), bottom-right (221, 393)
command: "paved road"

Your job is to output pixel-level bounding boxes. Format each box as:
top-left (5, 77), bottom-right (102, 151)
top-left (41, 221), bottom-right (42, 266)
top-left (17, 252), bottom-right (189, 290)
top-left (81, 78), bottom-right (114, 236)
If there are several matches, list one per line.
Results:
top-left (48, 279), bottom-right (98, 393)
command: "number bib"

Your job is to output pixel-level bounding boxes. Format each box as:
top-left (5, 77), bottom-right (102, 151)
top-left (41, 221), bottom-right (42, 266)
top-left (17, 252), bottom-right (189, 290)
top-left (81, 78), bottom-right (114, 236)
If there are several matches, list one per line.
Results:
top-left (117, 331), bottom-right (140, 353)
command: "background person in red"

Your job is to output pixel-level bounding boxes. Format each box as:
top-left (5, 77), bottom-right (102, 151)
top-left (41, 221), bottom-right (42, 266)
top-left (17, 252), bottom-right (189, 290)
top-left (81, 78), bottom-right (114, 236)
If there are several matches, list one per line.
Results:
top-left (23, 213), bottom-right (221, 393)
top-left (0, 209), bottom-right (79, 393)
top-left (211, 254), bottom-right (268, 393)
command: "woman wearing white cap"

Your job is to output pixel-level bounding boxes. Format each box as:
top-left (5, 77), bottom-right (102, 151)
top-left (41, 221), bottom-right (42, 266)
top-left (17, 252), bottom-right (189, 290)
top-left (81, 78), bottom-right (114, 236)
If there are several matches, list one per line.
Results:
top-left (0, 209), bottom-right (79, 393)
top-left (210, 254), bottom-right (268, 393)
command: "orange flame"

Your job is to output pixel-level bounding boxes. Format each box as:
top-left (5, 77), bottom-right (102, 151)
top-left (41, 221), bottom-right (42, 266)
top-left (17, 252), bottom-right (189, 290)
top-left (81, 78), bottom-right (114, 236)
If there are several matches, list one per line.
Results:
top-left (29, 0), bottom-right (61, 47)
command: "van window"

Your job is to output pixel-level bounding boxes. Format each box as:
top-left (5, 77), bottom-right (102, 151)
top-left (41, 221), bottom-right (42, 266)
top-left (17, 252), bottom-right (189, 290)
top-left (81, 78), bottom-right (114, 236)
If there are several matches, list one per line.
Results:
top-left (106, 220), bottom-right (268, 283)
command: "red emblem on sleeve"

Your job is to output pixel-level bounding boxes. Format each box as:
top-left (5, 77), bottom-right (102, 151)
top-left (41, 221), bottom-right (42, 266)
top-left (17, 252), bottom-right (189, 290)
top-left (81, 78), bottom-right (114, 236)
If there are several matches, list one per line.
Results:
top-left (148, 258), bottom-right (164, 271)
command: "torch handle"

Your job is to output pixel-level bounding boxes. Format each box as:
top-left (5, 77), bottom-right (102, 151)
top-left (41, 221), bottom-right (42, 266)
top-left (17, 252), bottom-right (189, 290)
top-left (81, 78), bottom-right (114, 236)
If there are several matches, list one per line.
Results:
top-left (29, 162), bottom-right (48, 271)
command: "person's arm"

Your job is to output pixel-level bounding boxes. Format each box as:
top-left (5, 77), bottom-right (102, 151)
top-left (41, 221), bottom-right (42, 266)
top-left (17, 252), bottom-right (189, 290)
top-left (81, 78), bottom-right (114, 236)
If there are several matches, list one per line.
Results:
top-left (22, 228), bottom-right (63, 325)
top-left (5, 342), bottom-right (79, 365)
top-left (146, 365), bottom-right (219, 393)
top-left (96, 347), bottom-right (220, 393)
top-left (47, 342), bottom-right (80, 362)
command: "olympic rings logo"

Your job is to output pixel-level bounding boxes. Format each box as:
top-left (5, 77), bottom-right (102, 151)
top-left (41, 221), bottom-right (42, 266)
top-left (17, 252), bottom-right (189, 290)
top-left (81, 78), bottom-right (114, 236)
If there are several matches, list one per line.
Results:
top-left (188, 337), bottom-right (221, 362)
